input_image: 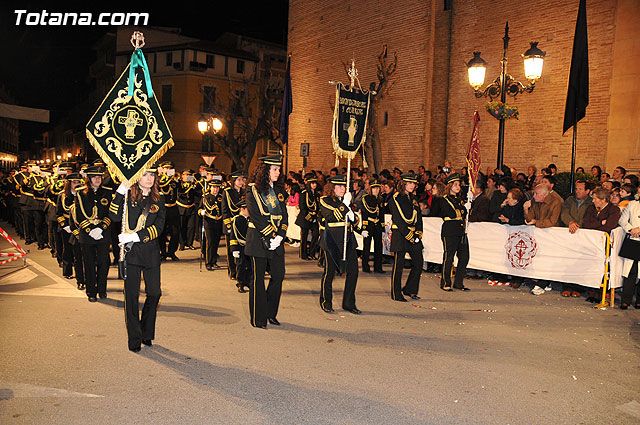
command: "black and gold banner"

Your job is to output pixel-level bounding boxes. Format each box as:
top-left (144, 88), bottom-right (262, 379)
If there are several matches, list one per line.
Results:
top-left (331, 83), bottom-right (370, 160)
top-left (86, 59), bottom-right (173, 184)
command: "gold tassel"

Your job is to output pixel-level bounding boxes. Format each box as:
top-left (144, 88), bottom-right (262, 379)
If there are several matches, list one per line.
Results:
top-left (335, 155), bottom-right (340, 167)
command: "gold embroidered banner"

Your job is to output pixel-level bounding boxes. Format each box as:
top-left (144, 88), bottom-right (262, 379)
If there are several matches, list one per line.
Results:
top-left (86, 60), bottom-right (173, 184)
top-left (331, 82), bottom-right (370, 160)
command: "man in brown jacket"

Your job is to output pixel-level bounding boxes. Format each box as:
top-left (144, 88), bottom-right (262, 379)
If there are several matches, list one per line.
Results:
top-left (561, 180), bottom-right (594, 233)
top-left (523, 184), bottom-right (562, 228)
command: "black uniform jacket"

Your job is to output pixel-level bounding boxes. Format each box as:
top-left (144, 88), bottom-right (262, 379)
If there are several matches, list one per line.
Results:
top-left (109, 192), bottom-right (166, 267)
top-left (431, 194), bottom-right (467, 237)
top-left (176, 181), bottom-right (196, 214)
top-left (244, 183), bottom-right (288, 259)
top-left (74, 186), bottom-right (113, 245)
top-left (222, 186), bottom-right (245, 232)
top-left (28, 174), bottom-right (47, 211)
top-left (230, 214), bottom-right (248, 254)
top-left (318, 195), bottom-right (359, 257)
top-left (198, 193), bottom-right (223, 220)
top-left (360, 194), bottom-right (384, 233)
top-left (295, 188), bottom-right (319, 228)
top-left (389, 192), bottom-right (423, 252)
top-left (160, 175), bottom-right (179, 217)
top-left (45, 179), bottom-right (65, 221)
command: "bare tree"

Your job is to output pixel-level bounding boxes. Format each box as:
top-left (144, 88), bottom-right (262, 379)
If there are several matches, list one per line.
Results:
top-left (201, 72), bottom-right (282, 171)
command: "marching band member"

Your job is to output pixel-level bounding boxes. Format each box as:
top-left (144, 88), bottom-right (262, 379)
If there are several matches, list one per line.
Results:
top-left (198, 172), bottom-right (224, 271)
top-left (318, 174), bottom-right (361, 314)
top-left (110, 166), bottom-right (166, 352)
top-left (230, 199), bottom-right (251, 293)
top-left (158, 161), bottom-right (180, 261)
top-left (431, 173), bottom-right (470, 292)
top-left (389, 174), bottom-right (423, 301)
top-left (245, 155), bottom-right (288, 328)
top-left (177, 170), bottom-right (197, 250)
top-left (295, 172), bottom-right (320, 260)
top-left (222, 170), bottom-right (246, 280)
top-left (57, 172), bottom-right (85, 289)
top-left (74, 165), bottom-right (113, 302)
top-left (361, 178), bottom-right (385, 274)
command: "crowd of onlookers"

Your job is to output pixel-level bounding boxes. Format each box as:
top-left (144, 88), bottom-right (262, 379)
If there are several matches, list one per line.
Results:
top-left (281, 161), bottom-right (640, 308)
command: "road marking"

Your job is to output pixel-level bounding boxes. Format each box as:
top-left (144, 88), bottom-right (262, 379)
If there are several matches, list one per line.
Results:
top-left (0, 381), bottom-right (103, 399)
top-left (617, 400), bottom-right (640, 419)
top-left (0, 259), bottom-right (85, 298)
top-left (0, 268), bottom-right (37, 284)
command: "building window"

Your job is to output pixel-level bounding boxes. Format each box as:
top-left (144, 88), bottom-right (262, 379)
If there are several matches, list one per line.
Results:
top-left (236, 60), bottom-right (245, 74)
top-left (206, 54), bottom-right (215, 68)
top-left (233, 90), bottom-right (245, 116)
top-left (203, 86), bottom-right (216, 113)
top-left (444, 0), bottom-right (452, 11)
top-left (166, 52), bottom-right (172, 66)
top-left (161, 85), bottom-right (172, 112)
top-left (384, 111), bottom-right (389, 126)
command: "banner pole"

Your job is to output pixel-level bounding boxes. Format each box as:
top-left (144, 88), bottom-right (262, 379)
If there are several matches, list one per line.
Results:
top-left (119, 189), bottom-right (128, 280)
top-left (200, 180), bottom-right (206, 272)
top-left (343, 157), bottom-right (351, 262)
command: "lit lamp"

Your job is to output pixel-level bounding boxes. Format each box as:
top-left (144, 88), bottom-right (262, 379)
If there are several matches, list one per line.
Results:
top-left (522, 42), bottom-right (546, 82)
top-left (56, 155), bottom-right (61, 160)
top-left (467, 52), bottom-right (487, 91)
top-left (211, 118), bottom-right (223, 132)
top-left (198, 116), bottom-right (208, 134)
top-left (67, 153), bottom-right (72, 159)
top-left (46, 159), bottom-right (50, 163)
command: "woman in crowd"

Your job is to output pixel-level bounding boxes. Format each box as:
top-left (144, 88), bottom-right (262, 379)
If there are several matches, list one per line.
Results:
top-left (318, 174), bottom-right (361, 314)
top-left (431, 173), bottom-right (470, 292)
top-left (74, 165), bottom-right (112, 302)
top-left (389, 174), bottom-right (423, 301)
top-left (591, 165), bottom-right (602, 181)
top-left (245, 155), bottom-right (288, 328)
top-left (618, 196), bottom-right (640, 309)
top-left (111, 166), bottom-right (166, 352)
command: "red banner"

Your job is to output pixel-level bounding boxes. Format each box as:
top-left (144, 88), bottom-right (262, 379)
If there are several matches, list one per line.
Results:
top-left (466, 111), bottom-right (481, 192)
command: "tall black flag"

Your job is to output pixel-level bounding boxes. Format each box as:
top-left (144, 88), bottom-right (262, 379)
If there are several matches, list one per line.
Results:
top-left (563, 0), bottom-right (589, 134)
top-left (279, 57), bottom-right (293, 145)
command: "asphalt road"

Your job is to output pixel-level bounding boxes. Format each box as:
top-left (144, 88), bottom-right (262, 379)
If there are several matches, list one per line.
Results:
top-left (1, 224), bottom-right (639, 424)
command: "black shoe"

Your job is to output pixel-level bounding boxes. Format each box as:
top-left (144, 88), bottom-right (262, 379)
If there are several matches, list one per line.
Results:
top-left (362, 268), bottom-right (372, 273)
top-left (88, 296), bottom-right (97, 302)
top-left (37, 245), bottom-right (45, 250)
top-left (634, 304), bottom-right (640, 310)
top-left (321, 306), bottom-right (334, 313)
top-left (620, 303), bottom-right (629, 310)
top-left (206, 266), bottom-right (214, 271)
top-left (99, 292), bottom-right (107, 299)
top-left (409, 294), bottom-right (421, 300)
top-left (170, 254), bottom-right (180, 261)
top-left (441, 287), bottom-right (453, 292)
top-left (456, 287), bottom-right (471, 291)
top-left (179, 246), bottom-right (185, 251)
top-left (345, 307), bottom-right (362, 315)
top-left (77, 283), bottom-right (85, 290)
top-left (64, 275), bottom-right (74, 280)
top-left (394, 297), bottom-right (408, 302)
top-left (267, 318), bottom-right (280, 326)
top-left (142, 339), bottom-right (152, 346)
top-left (188, 245), bottom-right (197, 250)
top-left (374, 269), bottom-right (386, 274)
top-left (237, 286), bottom-right (247, 293)
top-left (129, 346), bottom-right (141, 353)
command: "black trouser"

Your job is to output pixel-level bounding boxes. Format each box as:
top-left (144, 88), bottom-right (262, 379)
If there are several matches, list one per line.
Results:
top-left (441, 234), bottom-right (469, 289)
top-left (202, 217), bottom-right (222, 267)
top-left (391, 249), bottom-right (422, 299)
top-left (621, 260), bottom-right (639, 306)
top-left (124, 262), bottom-right (161, 350)
top-left (48, 220), bottom-right (62, 261)
top-left (300, 223), bottom-right (319, 259)
top-left (179, 211), bottom-right (195, 248)
top-left (320, 245), bottom-right (358, 311)
top-left (62, 234), bottom-right (84, 283)
top-left (82, 242), bottom-right (110, 297)
top-left (13, 202), bottom-right (24, 237)
top-left (236, 251), bottom-right (251, 288)
top-left (249, 255), bottom-right (285, 327)
top-left (362, 227), bottom-right (383, 272)
top-left (110, 221), bottom-right (121, 264)
top-left (226, 231), bottom-right (237, 278)
top-left (30, 209), bottom-right (46, 248)
top-left (161, 212), bottom-right (180, 257)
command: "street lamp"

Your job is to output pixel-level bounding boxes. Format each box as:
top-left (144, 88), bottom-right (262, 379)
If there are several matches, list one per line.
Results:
top-left (198, 115), bottom-right (223, 153)
top-left (466, 22), bottom-right (545, 169)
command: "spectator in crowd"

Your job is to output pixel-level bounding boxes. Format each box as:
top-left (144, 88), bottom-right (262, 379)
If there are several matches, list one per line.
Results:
top-left (351, 179), bottom-right (366, 211)
top-left (591, 165), bottom-right (602, 180)
top-left (618, 197), bottom-right (640, 309)
top-left (547, 164), bottom-right (558, 175)
top-left (515, 173), bottom-right (528, 189)
top-left (468, 179), bottom-right (490, 222)
top-left (602, 180), bottom-right (614, 191)
top-left (561, 180), bottom-right (594, 233)
top-left (489, 178), bottom-right (512, 222)
top-left (497, 188), bottom-right (526, 226)
top-left (329, 167), bottom-right (338, 177)
top-left (619, 184), bottom-right (637, 209)
top-left (524, 184), bottom-right (562, 229)
top-left (559, 180), bottom-right (594, 297)
top-left (541, 175), bottom-right (564, 204)
top-left (379, 169), bottom-right (392, 183)
top-left (583, 187), bottom-right (621, 232)
top-left (600, 172), bottom-right (611, 183)
top-left (622, 174), bottom-right (639, 190)
top-left (610, 187), bottom-right (621, 208)
top-left (380, 180), bottom-right (395, 215)
top-left (576, 167), bottom-right (585, 174)
top-left (526, 165), bottom-right (537, 189)
top-left (392, 167), bottom-right (402, 181)
top-left (613, 166), bottom-right (626, 183)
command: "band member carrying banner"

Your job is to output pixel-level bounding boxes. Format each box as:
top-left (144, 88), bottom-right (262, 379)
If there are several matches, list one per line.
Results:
top-left (86, 31), bottom-right (174, 351)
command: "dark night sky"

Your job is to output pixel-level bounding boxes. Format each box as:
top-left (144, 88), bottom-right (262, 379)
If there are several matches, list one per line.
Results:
top-left (0, 1), bottom-right (289, 148)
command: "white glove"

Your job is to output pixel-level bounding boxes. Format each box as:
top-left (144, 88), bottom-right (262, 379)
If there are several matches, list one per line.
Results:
top-left (200, 209), bottom-right (206, 216)
top-left (272, 235), bottom-right (283, 247)
top-left (118, 232), bottom-right (140, 244)
top-left (232, 251), bottom-right (240, 258)
top-left (343, 191), bottom-right (352, 206)
top-left (63, 225), bottom-right (72, 233)
top-left (414, 238), bottom-right (420, 243)
top-left (361, 230), bottom-right (369, 238)
top-left (268, 239), bottom-right (278, 250)
top-left (346, 210), bottom-right (355, 222)
top-left (116, 182), bottom-right (130, 195)
top-left (89, 228), bottom-right (103, 240)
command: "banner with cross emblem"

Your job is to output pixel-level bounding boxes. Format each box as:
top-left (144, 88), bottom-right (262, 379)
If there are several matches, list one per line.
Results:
top-left (86, 32), bottom-right (174, 184)
top-left (331, 82), bottom-right (370, 162)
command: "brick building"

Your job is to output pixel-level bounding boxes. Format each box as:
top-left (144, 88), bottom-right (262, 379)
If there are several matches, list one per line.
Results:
top-left (286, 0), bottom-right (640, 175)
